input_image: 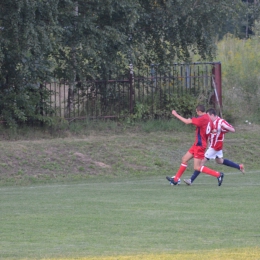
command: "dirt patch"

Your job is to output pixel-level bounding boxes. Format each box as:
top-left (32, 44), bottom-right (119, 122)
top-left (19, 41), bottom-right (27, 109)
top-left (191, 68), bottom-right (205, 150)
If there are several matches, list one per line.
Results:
top-left (74, 152), bottom-right (111, 168)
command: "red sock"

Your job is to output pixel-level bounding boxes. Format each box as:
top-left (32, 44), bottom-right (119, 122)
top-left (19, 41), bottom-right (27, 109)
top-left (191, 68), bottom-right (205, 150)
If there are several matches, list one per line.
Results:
top-left (200, 166), bottom-right (220, 178)
top-left (174, 163), bottom-right (187, 181)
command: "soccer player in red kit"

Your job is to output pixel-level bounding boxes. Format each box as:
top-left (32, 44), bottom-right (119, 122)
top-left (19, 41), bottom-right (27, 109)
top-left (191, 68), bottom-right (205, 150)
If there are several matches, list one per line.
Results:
top-left (183, 108), bottom-right (244, 185)
top-left (166, 104), bottom-right (224, 186)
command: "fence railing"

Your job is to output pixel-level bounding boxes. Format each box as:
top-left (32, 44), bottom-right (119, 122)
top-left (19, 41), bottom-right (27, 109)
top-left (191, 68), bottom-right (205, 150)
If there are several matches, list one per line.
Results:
top-left (43, 62), bottom-right (222, 120)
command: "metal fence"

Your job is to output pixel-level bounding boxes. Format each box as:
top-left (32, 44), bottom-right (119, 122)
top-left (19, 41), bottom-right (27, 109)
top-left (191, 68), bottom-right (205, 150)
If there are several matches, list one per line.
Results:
top-left (44, 62), bottom-right (222, 121)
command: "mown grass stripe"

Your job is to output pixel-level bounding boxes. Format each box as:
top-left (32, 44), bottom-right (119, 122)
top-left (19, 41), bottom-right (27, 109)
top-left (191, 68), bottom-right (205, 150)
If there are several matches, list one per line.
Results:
top-left (42, 248), bottom-right (260, 260)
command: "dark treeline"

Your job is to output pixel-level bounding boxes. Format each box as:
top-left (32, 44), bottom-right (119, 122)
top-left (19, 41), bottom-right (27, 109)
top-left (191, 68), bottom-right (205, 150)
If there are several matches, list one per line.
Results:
top-left (0, 0), bottom-right (259, 127)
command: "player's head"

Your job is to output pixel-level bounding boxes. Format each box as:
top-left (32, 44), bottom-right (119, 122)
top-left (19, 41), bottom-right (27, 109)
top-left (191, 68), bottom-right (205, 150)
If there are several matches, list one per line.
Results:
top-left (196, 104), bottom-right (206, 114)
top-left (206, 108), bottom-right (217, 116)
top-left (206, 108), bottom-right (217, 121)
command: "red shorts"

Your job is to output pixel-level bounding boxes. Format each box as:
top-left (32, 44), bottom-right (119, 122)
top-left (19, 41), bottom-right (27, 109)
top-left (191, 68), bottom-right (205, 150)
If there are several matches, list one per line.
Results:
top-left (188, 145), bottom-right (206, 160)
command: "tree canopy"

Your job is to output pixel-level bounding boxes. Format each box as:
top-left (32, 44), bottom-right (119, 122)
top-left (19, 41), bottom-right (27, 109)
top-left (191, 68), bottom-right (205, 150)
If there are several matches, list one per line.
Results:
top-left (0, 0), bottom-right (255, 126)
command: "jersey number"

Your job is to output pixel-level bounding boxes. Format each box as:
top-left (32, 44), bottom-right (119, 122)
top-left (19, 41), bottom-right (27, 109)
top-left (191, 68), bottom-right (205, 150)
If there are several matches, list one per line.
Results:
top-left (206, 122), bottom-right (212, 134)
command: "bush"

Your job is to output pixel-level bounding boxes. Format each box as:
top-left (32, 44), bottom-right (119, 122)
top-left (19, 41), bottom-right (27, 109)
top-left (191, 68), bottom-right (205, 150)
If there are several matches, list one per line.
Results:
top-left (217, 34), bottom-right (260, 123)
top-left (131, 91), bottom-right (198, 121)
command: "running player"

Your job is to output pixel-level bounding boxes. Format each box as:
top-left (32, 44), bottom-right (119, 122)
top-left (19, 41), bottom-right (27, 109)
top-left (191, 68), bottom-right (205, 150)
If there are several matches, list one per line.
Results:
top-left (166, 105), bottom-right (224, 186)
top-left (183, 108), bottom-right (244, 185)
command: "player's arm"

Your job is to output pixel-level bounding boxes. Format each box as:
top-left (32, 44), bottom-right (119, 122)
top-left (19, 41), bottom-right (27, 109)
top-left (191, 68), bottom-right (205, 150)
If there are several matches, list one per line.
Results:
top-left (172, 110), bottom-right (192, 124)
top-left (221, 121), bottom-right (235, 133)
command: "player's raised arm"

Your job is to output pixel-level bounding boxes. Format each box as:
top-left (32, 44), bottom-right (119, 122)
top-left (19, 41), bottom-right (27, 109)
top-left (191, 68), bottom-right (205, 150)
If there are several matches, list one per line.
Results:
top-left (172, 110), bottom-right (192, 124)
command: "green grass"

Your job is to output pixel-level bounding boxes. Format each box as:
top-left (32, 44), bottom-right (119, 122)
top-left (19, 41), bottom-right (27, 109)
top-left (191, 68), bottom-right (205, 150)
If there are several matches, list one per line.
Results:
top-left (0, 123), bottom-right (259, 186)
top-left (0, 121), bottom-right (260, 259)
top-left (1, 172), bottom-right (260, 259)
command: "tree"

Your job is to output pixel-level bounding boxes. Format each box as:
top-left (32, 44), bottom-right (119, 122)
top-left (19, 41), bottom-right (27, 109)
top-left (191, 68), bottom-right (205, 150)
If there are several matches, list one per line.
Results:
top-left (0, 0), bottom-right (243, 126)
top-left (52, 0), bottom-right (142, 80)
top-left (242, 0), bottom-right (260, 38)
top-left (52, 0), bottom-right (244, 78)
top-left (0, 0), bottom-right (60, 127)
top-left (220, 0), bottom-right (260, 39)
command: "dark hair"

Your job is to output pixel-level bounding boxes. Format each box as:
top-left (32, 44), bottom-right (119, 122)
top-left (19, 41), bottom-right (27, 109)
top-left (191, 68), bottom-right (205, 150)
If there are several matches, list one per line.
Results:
top-left (206, 108), bottom-right (217, 116)
top-left (196, 104), bottom-right (205, 112)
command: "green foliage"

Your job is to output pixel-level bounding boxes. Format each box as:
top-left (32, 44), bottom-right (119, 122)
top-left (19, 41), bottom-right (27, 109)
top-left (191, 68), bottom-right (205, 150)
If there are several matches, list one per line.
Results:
top-left (130, 91), bottom-right (197, 122)
top-left (253, 18), bottom-right (260, 36)
top-left (216, 34), bottom-right (260, 122)
top-left (164, 93), bottom-right (198, 118)
top-left (217, 1), bottom-right (259, 39)
top-left (0, 85), bottom-right (55, 128)
top-left (0, 0), bottom-right (243, 127)
top-left (238, 0), bottom-right (260, 38)
top-left (132, 102), bottom-right (151, 120)
top-left (0, 0), bottom-right (59, 128)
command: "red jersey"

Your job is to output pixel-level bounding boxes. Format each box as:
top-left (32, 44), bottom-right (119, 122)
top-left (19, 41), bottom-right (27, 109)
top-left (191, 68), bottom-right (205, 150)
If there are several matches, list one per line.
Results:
top-left (191, 114), bottom-right (213, 149)
top-left (209, 116), bottom-right (233, 151)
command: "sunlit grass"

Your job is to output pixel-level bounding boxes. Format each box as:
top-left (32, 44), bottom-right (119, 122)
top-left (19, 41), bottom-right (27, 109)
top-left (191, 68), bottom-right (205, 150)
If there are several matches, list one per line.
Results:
top-left (42, 248), bottom-right (260, 260)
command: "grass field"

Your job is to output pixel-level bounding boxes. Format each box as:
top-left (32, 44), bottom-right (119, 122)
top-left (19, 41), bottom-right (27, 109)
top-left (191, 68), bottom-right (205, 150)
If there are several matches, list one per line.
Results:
top-left (1, 173), bottom-right (260, 259)
top-left (0, 122), bottom-right (260, 259)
